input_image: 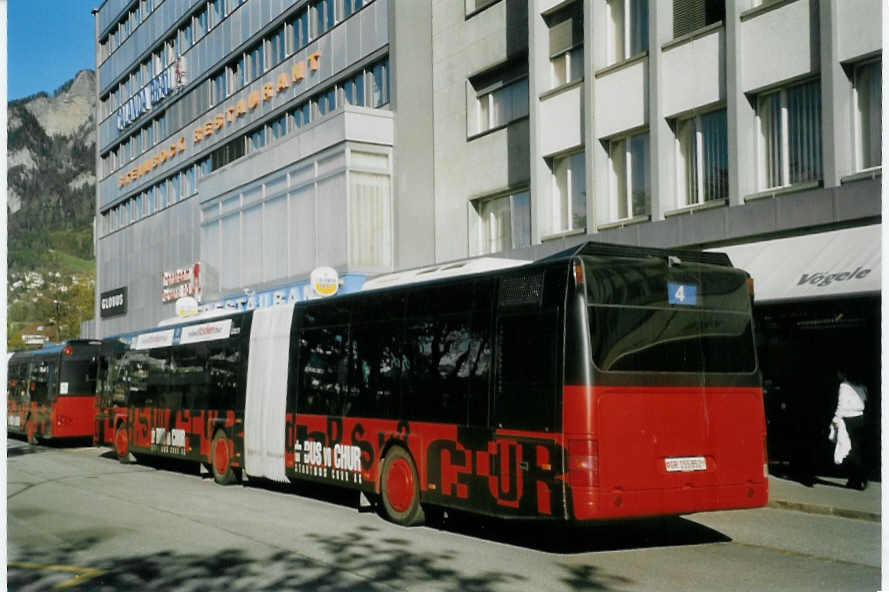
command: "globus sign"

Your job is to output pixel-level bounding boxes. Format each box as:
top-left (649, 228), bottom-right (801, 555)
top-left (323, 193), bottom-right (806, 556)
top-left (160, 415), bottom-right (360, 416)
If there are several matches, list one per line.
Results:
top-left (100, 286), bottom-right (128, 318)
top-left (161, 263), bottom-right (202, 303)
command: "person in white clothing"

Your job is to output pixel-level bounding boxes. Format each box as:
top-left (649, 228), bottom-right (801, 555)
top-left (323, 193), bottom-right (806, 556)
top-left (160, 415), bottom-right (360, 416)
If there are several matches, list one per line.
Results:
top-left (830, 371), bottom-right (868, 490)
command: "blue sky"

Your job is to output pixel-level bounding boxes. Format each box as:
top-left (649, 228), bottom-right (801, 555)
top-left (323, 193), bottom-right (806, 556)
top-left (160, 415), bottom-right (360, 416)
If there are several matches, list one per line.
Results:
top-left (8, 0), bottom-right (99, 101)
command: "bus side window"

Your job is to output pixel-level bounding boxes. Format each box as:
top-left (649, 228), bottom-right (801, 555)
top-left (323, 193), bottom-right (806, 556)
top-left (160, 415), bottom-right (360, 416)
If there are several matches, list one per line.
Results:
top-left (8, 362), bottom-right (28, 402)
top-left (298, 327), bottom-right (349, 416)
top-left (171, 346), bottom-right (204, 411)
top-left (348, 322), bottom-right (401, 420)
top-left (29, 361), bottom-right (54, 405)
top-left (403, 315), bottom-right (473, 425)
top-left (206, 342), bottom-right (240, 411)
top-left (494, 313), bottom-right (558, 432)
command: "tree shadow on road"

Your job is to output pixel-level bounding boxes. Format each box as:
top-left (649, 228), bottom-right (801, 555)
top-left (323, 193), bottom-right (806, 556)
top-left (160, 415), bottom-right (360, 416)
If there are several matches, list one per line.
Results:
top-left (8, 525), bottom-right (637, 591)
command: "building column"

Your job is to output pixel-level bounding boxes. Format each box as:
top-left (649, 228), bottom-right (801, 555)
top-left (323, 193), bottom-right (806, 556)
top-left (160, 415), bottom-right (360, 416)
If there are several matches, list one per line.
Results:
top-left (647, 0), bottom-right (673, 222)
top-left (725, 0), bottom-right (755, 205)
top-left (819, 0), bottom-right (849, 188)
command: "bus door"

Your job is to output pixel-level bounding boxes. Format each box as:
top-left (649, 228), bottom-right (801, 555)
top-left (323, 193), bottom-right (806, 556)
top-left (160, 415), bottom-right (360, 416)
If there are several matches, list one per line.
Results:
top-left (171, 343), bottom-right (211, 460)
top-left (491, 305), bottom-right (563, 518)
top-left (123, 349), bottom-right (171, 453)
top-left (28, 358), bottom-right (57, 439)
top-left (7, 361), bottom-right (30, 434)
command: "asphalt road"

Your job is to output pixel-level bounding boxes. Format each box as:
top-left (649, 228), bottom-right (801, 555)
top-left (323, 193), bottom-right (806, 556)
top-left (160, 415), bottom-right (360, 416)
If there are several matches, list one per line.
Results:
top-left (6, 438), bottom-right (881, 591)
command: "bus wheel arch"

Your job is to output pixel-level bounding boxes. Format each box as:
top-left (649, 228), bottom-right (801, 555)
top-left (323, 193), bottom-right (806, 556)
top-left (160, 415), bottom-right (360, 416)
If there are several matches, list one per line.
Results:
top-left (379, 445), bottom-right (425, 527)
top-left (210, 429), bottom-right (240, 486)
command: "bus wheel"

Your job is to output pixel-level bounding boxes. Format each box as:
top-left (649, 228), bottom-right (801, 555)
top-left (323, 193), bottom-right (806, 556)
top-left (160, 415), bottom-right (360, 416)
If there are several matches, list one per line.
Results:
top-left (115, 424), bottom-right (135, 464)
top-left (380, 446), bottom-right (425, 526)
top-left (211, 431), bottom-right (238, 486)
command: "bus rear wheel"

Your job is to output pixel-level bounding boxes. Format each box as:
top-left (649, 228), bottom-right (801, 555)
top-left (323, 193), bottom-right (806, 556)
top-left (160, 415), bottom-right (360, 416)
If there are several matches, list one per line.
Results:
top-left (115, 423), bottom-right (135, 464)
top-left (211, 431), bottom-right (239, 485)
top-left (380, 446), bottom-right (425, 526)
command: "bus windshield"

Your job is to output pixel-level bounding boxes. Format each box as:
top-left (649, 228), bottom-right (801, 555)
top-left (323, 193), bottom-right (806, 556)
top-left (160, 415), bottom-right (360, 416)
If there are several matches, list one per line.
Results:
top-left (582, 255), bottom-right (756, 374)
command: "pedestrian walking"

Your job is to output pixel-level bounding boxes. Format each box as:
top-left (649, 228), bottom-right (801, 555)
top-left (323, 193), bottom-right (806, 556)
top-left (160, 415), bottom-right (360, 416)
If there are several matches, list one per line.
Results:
top-left (828, 370), bottom-right (868, 490)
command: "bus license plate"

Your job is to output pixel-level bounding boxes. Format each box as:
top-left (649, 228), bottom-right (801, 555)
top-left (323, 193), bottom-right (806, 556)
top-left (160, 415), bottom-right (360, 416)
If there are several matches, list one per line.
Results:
top-left (665, 456), bottom-right (707, 472)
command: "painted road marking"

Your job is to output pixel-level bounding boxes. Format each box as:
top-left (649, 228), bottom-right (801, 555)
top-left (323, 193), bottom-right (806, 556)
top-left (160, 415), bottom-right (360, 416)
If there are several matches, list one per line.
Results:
top-left (8, 561), bottom-right (106, 589)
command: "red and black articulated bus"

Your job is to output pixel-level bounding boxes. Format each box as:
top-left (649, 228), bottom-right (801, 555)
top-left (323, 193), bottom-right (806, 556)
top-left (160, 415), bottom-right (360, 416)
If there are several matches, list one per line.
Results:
top-left (100, 242), bottom-right (768, 525)
top-left (7, 340), bottom-right (103, 443)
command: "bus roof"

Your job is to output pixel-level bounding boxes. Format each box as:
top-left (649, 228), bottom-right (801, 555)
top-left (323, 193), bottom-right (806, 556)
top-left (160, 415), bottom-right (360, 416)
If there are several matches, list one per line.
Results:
top-left (540, 241), bottom-right (733, 267)
top-left (9, 339), bottom-right (102, 360)
top-left (361, 257), bottom-right (531, 291)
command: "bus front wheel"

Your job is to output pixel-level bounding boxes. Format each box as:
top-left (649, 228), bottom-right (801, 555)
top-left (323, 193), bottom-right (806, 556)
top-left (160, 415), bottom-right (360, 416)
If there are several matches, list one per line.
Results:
top-left (211, 431), bottom-right (239, 485)
top-left (380, 446), bottom-right (425, 527)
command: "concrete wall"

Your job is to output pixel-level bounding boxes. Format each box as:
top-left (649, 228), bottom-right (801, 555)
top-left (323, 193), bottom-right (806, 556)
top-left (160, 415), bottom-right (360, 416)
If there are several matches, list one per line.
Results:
top-left (97, 193), bottom-right (201, 336)
top-left (430, 0), bottom-right (530, 262)
top-left (390, 0), bottom-right (435, 270)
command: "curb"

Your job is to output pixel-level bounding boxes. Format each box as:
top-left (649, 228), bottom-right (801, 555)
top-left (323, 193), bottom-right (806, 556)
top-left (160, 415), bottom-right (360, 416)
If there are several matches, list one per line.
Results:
top-left (768, 499), bottom-right (880, 523)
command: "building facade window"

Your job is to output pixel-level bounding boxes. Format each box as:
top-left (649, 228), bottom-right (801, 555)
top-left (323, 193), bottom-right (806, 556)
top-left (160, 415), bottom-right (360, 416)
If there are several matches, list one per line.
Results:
top-left (289, 10), bottom-right (310, 52)
top-left (292, 102), bottom-right (311, 128)
top-left (854, 60), bottom-right (881, 171)
top-left (551, 151), bottom-right (586, 233)
top-left (247, 42), bottom-right (264, 81)
top-left (210, 0), bottom-right (225, 27)
top-left (757, 80), bottom-right (822, 189)
top-left (676, 109), bottom-right (727, 205)
top-left (466, 0), bottom-right (499, 15)
top-left (609, 132), bottom-right (650, 220)
top-left (180, 17), bottom-right (193, 49)
top-left (211, 69), bottom-right (226, 106)
top-left (474, 191), bottom-right (531, 254)
top-left (228, 57), bottom-right (244, 94)
top-left (673, 0), bottom-right (724, 38)
top-left (195, 6), bottom-right (209, 40)
top-left (344, 0), bottom-right (364, 18)
top-left (270, 114), bottom-right (288, 141)
top-left (349, 171), bottom-right (392, 268)
top-left (315, 88), bottom-right (336, 118)
top-left (313, 0), bottom-right (336, 37)
top-left (371, 61), bottom-right (390, 107)
top-left (607, 0), bottom-right (648, 64)
top-left (547, 2), bottom-right (583, 89)
top-left (248, 127), bottom-right (266, 153)
top-left (268, 25), bottom-right (286, 68)
top-left (344, 71), bottom-right (365, 106)
top-left (475, 77), bottom-right (528, 135)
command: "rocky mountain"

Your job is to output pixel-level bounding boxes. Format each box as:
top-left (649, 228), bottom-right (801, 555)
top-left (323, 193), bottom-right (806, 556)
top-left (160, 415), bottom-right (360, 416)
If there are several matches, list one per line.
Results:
top-left (8, 69), bottom-right (96, 261)
top-left (7, 69), bottom-right (98, 346)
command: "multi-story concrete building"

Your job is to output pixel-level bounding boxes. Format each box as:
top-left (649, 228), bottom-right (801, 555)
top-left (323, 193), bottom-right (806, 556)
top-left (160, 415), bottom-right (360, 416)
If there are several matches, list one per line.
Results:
top-left (93, 0), bottom-right (881, 467)
top-left (93, 0), bottom-right (438, 336)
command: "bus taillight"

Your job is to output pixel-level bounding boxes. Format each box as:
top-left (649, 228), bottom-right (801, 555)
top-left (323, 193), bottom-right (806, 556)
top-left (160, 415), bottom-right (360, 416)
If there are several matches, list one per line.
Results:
top-left (573, 263), bottom-right (584, 287)
top-left (567, 439), bottom-right (599, 488)
top-left (63, 345), bottom-right (73, 356)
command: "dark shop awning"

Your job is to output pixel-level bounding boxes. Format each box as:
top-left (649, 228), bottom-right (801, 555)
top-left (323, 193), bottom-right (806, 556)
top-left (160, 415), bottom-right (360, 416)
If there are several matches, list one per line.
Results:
top-left (711, 225), bottom-right (881, 304)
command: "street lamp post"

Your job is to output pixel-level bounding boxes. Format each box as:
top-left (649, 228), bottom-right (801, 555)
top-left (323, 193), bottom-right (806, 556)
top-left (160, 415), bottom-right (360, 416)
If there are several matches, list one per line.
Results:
top-left (53, 299), bottom-right (61, 342)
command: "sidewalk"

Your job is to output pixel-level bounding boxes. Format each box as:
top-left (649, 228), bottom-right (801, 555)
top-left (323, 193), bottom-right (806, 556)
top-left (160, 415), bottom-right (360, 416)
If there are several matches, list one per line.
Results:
top-left (767, 474), bottom-right (881, 522)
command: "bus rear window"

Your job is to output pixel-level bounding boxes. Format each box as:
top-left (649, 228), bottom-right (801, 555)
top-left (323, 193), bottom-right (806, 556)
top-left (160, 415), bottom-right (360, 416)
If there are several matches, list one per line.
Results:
top-left (60, 359), bottom-right (98, 395)
top-left (589, 307), bottom-right (756, 373)
top-left (583, 256), bottom-right (750, 312)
